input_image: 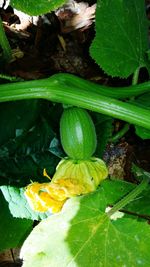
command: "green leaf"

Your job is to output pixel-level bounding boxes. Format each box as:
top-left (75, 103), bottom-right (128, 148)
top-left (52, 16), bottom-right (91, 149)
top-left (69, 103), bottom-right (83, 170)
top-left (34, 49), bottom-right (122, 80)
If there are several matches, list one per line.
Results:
top-left (0, 150), bottom-right (58, 187)
top-left (17, 116), bottom-right (55, 155)
top-left (101, 179), bottom-right (150, 216)
top-left (0, 107), bottom-right (59, 187)
top-left (130, 93), bottom-right (150, 113)
top-left (49, 137), bottom-right (65, 158)
top-left (135, 126), bottom-right (150, 139)
top-left (0, 186), bottom-right (51, 220)
top-left (0, 191), bottom-right (32, 252)
top-left (132, 163), bottom-right (150, 180)
top-left (10, 0), bottom-right (67, 16)
top-left (21, 186), bottom-right (150, 267)
top-left (90, 0), bottom-right (149, 78)
top-left (0, 73), bottom-right (23, 82)
top-left (0, 100), bottom-right (39, 146)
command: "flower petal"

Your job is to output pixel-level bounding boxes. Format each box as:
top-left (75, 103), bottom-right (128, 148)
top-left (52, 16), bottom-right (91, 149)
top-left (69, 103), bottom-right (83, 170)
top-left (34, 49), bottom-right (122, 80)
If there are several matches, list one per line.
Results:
top-left (25, 182), bottom-right (66, 213)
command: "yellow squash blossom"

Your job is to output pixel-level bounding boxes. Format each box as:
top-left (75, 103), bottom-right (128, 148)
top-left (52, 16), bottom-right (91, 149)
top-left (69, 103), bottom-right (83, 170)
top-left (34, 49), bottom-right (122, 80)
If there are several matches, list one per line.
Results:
top-left (25, 157), bottom-right (108, 213)
top-left (24, 182), bottom-right (66, 213)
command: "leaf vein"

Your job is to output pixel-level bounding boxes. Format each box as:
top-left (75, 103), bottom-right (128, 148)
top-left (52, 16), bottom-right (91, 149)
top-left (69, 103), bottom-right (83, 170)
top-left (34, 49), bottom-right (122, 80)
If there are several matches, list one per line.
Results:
top-left (112, 8), bottom-right (138, 60)
top-left (67, 214), bottom-right (108, 267)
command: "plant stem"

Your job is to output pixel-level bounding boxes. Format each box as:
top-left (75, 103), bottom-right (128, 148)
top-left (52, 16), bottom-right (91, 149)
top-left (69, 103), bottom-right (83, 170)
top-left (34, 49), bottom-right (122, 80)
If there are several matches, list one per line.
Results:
top-left (111, 68), bottom-right (140, 142)
top-left (110, 123), bottom-right (130, 142)
top-left (0, 75), bottom-right (149, 130)
top-left (0, 17), bottom-right (12, 62)
top-left (0, 73), bottom-right (149, 99)
top-left (107, 176), bottom-right (149, 218)
top-left (132, 67), bottom-right (140, 85)
top-left (53, 73), bottom-right (150, 99)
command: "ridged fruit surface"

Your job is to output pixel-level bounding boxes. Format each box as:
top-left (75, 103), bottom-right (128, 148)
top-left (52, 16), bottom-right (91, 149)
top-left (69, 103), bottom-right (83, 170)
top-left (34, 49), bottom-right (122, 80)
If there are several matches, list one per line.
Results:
top-left (60, 107), bottom-right (97, 159)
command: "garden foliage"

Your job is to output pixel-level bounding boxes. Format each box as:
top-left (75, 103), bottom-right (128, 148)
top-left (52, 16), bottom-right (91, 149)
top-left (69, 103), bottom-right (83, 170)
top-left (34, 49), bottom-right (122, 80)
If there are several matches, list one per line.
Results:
top-left (0, 0), bottom-right (150, 266)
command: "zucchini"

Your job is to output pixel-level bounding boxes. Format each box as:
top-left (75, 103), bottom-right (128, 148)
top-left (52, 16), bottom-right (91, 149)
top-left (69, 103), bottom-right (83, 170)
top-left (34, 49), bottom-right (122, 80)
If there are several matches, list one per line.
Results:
top-left (60, 107), bottom-right (97, 159)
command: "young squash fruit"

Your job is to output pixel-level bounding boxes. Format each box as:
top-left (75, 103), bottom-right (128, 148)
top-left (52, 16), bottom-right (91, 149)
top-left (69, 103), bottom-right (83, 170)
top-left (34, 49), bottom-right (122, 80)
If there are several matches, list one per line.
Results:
top-left (60, 107), bottom-right (97, 159)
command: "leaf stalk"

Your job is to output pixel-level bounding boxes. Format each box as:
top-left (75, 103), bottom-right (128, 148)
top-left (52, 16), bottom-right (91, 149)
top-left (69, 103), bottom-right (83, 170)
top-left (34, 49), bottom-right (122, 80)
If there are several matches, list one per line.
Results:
top-left (107, 177), bottom-right (149, 218)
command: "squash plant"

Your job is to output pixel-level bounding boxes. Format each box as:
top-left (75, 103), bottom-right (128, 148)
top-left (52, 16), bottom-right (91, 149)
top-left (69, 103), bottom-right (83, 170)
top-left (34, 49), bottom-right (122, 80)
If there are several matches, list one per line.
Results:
top-left (0, 0), bottom-right (150, 266)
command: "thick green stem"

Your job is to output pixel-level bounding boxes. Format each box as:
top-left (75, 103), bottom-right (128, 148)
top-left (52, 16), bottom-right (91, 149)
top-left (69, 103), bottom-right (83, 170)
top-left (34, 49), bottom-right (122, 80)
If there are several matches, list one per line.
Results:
top-left (107, 176), bottom-right (149, 218)
top-left (0, 74), bottom-right (149, 130)
top-left (132, 67), bottom-right (140, 85)
top-left (53, 73), bottom-right (150, 99)
top-left (0, 73), bottom-right (149, 99)
top-left (0, 17), bottom-right (12, 62)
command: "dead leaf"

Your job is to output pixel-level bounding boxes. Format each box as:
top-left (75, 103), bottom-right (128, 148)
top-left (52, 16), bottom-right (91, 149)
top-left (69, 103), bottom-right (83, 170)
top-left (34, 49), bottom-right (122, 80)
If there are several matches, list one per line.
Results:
top-left (55, 0), bottom-right (96, 33)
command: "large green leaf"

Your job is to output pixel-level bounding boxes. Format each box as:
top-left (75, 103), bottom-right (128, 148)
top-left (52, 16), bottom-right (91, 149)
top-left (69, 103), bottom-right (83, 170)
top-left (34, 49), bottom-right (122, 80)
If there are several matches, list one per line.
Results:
top-left (90, 0), bottom-right (149, 78)
top-left (0, 186), bottom-right (51, 220)
top-left (10, 0), bottom-right (67, 16)
top-left (0, 149), bottom-right (58, 187)
top-left (0, 191), bottom-right (32, 252)
top-left (0, 100), bottom-right (39, 146)
top-left (0, 106), bottom-right (59, 186)
top-left (21, 181), bottom-right (150, 267)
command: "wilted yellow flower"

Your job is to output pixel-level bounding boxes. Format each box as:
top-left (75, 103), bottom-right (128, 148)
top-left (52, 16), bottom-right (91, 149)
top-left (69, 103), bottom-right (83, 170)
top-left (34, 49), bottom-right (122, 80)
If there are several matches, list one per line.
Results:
top-left (25, 182), bottom-right (66, 213)
top-left (51, 157), bottom-right (108, 196)
top-left (25, 157), bottom-right (108, 213)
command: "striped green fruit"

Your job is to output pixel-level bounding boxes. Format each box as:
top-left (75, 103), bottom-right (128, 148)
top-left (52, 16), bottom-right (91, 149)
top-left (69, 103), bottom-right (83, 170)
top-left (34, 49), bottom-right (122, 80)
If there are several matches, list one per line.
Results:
top-left (60, 107), bottom-right (97, 160)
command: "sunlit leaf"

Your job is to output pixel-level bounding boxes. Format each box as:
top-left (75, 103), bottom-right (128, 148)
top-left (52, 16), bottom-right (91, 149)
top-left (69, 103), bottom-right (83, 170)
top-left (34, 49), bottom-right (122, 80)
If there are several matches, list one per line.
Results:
top-left (90, 0), bottom-right (149, 78)
top-left (10, 0), bottom-right (67, 16)
top-left (0, 186), bottom-right (51, 220)
top-left (21, 181), bottom-right (150, 267)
